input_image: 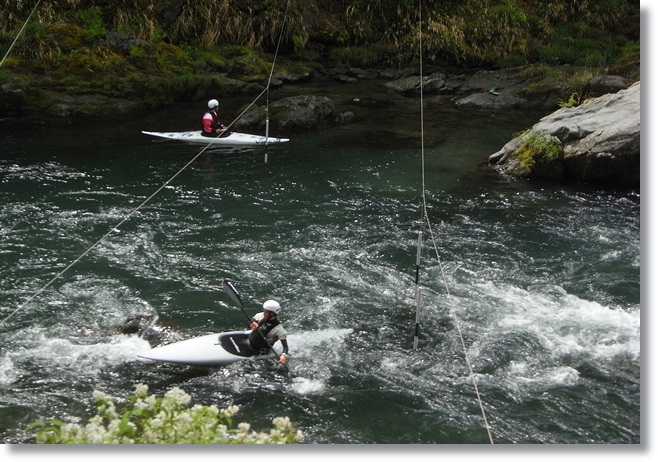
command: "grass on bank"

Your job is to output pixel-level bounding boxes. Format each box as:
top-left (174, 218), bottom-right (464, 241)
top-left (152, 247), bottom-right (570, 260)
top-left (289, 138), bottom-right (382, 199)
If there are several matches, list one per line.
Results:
top-left (0, 1), bottom-right (640, 110)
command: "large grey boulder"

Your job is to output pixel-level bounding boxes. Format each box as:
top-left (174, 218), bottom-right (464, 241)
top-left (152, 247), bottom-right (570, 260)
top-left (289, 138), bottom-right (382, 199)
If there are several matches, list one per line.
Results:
top-left (383, 72), bottom-right (446, 95)
top-left (234, 95), bottom-right (337, 131)
top-left (488, 81), bottom-right (640, 187)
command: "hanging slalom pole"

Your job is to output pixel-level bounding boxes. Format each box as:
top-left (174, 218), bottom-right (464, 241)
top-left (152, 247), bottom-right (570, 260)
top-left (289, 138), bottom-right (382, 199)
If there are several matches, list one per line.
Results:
top-left (413, 222), bottom-right (424, 351)
top-left (265, 108), bottom-right (270, 144)
top-left (413, 0), bottom-right (427, 351)
top-left (264, 109), bottom-right (270, 163)
top-left (411, 0), bottom-right (494, 443)
top-left (261, 0), bottom-right (291, 163)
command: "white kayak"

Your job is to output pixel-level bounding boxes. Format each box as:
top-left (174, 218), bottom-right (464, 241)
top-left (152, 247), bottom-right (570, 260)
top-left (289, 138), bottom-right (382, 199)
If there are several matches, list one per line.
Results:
top-left (142, 130), bottom-right (289, 146)
top-left (137, 330), bottom-right (284, 367)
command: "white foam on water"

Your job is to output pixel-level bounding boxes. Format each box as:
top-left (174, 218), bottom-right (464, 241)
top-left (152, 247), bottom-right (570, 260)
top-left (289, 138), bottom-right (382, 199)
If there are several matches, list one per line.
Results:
top-left (0, 355), bottom-right (18, 385)
top-left (289, 376), bottom-right (326, 395)
top-left (282, 328), bottom-right (353, 396)
top-left (0, 328), bottom-right (152, 385)
top-left (467, 281), bottom-right (639, 360)
top-left (456, 279), bottom-right (640, 397)
top-left (499, 362), bottom-right (581, 395)
top-left (290, 328), bottom-right (353, 355)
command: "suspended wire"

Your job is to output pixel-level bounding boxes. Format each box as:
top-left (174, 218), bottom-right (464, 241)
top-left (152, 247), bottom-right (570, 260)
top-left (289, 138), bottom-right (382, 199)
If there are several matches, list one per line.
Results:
top-left (265, 0), bottom-right (292, 145)
top-left (0, 0), bottom-right (42, 67)
top-left (413, 0), bottom-right (426, 352)
top-left (423, 216), bottom-right (495, 444)
top-left (209, 0), bottom-right (291, 144)
top-left (413, 0), bottom-right (494, 444)
top-left (0, 141), bottom-right (214, 329)
top-left (0, 0), bottom-right (292, 329)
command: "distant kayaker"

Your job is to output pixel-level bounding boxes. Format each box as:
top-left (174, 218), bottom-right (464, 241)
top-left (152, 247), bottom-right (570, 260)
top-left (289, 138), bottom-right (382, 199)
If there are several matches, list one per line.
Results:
top-left (249, 300), bottom-right (289, 365)
top-left (202, 99), bottom-right (230, 137)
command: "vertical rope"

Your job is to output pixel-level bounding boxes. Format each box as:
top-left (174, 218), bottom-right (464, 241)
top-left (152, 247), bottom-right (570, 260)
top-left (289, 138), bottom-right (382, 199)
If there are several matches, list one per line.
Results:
top-left (424, 218), bottom-right (495, 444)
top-left (264, 0), bottom-right (292, 148)
top-left (413, 0), bottom-right (426, 351)
top-left (414, 0), bottom-right (494, 444)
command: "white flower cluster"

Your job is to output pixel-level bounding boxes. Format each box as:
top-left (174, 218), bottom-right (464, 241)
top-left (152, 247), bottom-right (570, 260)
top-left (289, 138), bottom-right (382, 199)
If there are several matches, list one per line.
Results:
top-left (33, 384), bottom-right (303, 444)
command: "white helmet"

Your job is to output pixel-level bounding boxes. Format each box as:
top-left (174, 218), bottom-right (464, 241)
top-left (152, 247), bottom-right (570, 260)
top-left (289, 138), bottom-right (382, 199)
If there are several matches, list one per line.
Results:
top-left (208, 99), bottom-right (219, 109)
top-left (263, 300), bottom-right (281, 314)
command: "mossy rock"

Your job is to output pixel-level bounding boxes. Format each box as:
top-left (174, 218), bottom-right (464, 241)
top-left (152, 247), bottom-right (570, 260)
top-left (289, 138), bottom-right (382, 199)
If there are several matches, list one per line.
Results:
top-left (508, 132), bottom-right (564, 179)
top-left (226, 58), bottom-right (270, 82)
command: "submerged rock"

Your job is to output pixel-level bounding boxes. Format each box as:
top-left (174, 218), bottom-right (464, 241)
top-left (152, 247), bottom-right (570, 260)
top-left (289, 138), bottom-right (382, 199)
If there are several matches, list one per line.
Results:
top-left (119, 315), bottom-right (182, 347)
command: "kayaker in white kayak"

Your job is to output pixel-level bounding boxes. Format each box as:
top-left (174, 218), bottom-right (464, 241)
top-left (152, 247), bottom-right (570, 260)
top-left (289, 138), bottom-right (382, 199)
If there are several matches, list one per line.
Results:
top-left (249, 300), bottom-right (289, 365)
top-left (202, 99), bottom-right (230, 137)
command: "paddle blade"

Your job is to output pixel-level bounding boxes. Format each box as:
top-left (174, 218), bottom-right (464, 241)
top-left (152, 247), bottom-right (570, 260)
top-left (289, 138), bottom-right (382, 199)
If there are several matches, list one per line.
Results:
top-left (222, 279), bottom-right (243, 308)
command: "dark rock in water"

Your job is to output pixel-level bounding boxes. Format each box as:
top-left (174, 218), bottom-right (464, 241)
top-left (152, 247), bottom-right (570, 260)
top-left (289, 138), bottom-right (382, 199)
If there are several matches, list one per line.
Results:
top-left (235, 94), bottom-right (336, 132)
top-left (383, 72), bottom-right (446, 95)
top-left (119, 315), bottom-right (181, 347)
top-left (335, 111), bottom-right (355, 124)
top-left (0, 83), bottom-right (23, 117)
top-left (347, 68), bottom-right (380, 80)
top-left (121, 315), bottom-right (155, 335)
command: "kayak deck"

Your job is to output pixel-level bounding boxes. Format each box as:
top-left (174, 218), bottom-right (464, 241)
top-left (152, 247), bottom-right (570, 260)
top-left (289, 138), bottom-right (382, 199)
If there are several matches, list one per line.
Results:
top-left (142, 130), bottom-right (289, 146)
top-left (137, 330), bottom-right (282, 367)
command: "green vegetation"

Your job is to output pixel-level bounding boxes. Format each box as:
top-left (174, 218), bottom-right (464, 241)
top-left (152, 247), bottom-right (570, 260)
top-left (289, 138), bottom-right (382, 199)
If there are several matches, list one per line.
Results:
top-left (0, 0), bottom-right (640, 66)
top-left (512, 131), bottom-right (563, 175)
top-left (558, 92), bottom-right (582, 108)
top-left (30, 384), bottom-right (303, 444)
top-left (0, 0), bottom-right (640, 112)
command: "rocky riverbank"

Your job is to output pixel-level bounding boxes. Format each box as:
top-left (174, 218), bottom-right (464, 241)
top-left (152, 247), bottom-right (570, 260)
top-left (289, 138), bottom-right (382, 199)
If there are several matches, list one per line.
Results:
top-left (227, 66), bottom-right (640, 188)
top-left (1, 64), bottom-right (639, 188)
top-left (232, 66), bottom-right (635, 128)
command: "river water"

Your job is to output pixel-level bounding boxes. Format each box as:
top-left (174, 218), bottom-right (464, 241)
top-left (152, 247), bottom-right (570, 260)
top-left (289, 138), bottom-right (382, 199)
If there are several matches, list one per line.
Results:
top-left (0, 81), bottom-right (641, 446)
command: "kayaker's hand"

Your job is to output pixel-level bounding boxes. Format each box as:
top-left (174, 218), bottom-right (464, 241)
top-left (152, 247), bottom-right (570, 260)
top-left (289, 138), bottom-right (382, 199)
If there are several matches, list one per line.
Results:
top-left (278, 354), bottom-right (287, 365)
top-left (250, 321), bottom-right (258, 330)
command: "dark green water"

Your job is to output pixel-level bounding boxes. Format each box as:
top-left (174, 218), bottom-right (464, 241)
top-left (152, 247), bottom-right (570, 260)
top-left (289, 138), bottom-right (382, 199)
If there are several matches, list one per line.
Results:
top-left (0, 83), bottom-right (640, 445)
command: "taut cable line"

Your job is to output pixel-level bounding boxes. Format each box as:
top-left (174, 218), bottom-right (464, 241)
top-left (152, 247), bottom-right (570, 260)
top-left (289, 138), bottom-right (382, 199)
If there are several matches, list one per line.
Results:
top-left (0, 144), bottom-right (211, 329)
top-left (413, 0), bottom-right (427, 352)
top-left (0, 0), bottom-right (42, 67)
top-left (265, 0), bottom-right (292, 146)
top-left (0, 1), bottom-right (292, 329)
top-left (413, 0), bottom-right (494, 444)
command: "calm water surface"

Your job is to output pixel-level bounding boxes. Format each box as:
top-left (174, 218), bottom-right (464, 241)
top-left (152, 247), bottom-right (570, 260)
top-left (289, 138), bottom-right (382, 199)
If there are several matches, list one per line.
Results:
top-left (0, 82), bottom-right (640, 445)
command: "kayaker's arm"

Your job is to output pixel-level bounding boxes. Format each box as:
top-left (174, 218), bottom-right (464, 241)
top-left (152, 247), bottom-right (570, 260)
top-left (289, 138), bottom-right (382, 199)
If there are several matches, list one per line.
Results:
top-left (277, 338), bottom-right (289, 366)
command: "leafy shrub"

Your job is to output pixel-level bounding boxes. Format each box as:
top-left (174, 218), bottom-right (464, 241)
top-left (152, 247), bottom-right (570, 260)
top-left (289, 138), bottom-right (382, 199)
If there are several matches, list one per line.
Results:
top-left (557, 92), bottom-right (581, 108)
top-left (31, 384), bottom-right (303, 444)
top-left (71, 6), bottom-right (107, 44)
top-left (513, 132), bottom-right (562, 175)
